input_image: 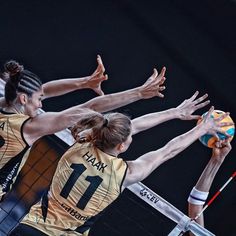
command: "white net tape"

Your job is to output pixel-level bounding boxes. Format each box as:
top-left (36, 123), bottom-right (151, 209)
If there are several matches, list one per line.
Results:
top-left (128, 182), bottom-right (214, 236)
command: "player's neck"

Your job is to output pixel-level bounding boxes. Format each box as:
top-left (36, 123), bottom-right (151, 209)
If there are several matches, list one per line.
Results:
top-left (4, 103), bottom-right (25, 114)
top-left (103, 148), bottom-right (119, 157)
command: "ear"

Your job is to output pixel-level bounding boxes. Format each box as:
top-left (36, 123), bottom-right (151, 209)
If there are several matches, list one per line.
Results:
top-left (19, 93), bottom-right (28, 105)
top-left (117, 142), bottom-right (125, 152)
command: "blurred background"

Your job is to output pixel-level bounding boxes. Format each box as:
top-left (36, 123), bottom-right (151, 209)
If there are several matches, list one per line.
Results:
top-left (0, 0), bottom-right (235, 235)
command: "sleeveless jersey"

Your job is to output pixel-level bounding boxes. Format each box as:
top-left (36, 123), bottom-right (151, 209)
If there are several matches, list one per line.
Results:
top-left (0, 110), bottom-right (30, 199)
top-left (22, 142), bottom-right (128, 236)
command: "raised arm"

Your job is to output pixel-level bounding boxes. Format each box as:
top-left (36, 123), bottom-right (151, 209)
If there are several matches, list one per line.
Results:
top-left (131, 91), bottom-right (209, 135)
top-left (42, 55), bottom-right (107, 99)
top-left (123, 107), bottom-right (232, 187)
top-left (79, 67), bottom-right (166, 112)
top-left (23, 67), bottom-right (166, 145)
top-left (23, 107), bottom-right (99, 145)
top-left (188, 140), bottom-right (231, 234)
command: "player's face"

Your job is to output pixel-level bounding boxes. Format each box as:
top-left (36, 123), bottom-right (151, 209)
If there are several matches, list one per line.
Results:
top-left (24, 88), bottom-right (43, 117)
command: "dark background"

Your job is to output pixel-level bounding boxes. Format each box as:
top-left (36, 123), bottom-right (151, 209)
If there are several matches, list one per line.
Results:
top-left (0, 0), bottom-right (235, 235)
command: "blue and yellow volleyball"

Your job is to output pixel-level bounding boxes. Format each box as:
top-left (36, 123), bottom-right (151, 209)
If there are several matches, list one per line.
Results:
top-left (198, 110), bottom-right (235, 148)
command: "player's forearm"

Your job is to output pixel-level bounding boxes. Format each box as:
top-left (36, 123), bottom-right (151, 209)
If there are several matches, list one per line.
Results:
top-left (132, 124), bottom-right (208, 182)
top-left (139, 123), bottom-right (208, 177)
top-left (80, 87), bottom-right (142, 112)
top-left (132, 108), bottom-right (179, 135)
top-left (27, 107), bottom-right (97, 144)
top-left (188, 204), bottom-right (205, 231)
top-left (42, 77), bottom-right (90, 99)
top-left (186, 158), bottom-right (223, 231)
top-left (161, 123), bottom-right (210, 161)
top-left (195, 158), bottom-right (224, 192)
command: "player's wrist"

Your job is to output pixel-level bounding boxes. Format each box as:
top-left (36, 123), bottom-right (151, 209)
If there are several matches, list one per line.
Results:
top-left (188, 187), bottom-right (209, 205)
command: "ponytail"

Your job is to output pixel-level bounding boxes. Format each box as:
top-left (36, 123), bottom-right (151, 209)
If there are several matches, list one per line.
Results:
top-left (92, 113), bottom-right (131, 150)
top-left (71, 112), bottom-right (131, 152)
top-left (70, 112), bottom-right (104, 142)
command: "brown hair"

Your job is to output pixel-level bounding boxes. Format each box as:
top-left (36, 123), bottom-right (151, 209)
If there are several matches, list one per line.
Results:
top-left (71, 112), bottom-right (132, 151)
top-left (4, 60), bottom-right (42, 105)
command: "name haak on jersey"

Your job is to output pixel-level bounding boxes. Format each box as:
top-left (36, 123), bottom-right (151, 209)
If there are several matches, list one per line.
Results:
top-left (82, 151), bottom-right (107, 173)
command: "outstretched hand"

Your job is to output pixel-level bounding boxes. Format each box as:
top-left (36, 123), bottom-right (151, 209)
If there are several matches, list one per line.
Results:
top-left (177, 91), bottom-right (210, 120)
top-left (201, 106), bottom-right (234, 140)
top-left (88, 55), bottom-right (108, 96)
top-left (139, 67), bottom-right (166, 99)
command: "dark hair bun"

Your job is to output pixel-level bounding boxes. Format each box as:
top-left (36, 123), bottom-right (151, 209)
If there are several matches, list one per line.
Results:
top-left (4, 60), bottom-right (24, 76)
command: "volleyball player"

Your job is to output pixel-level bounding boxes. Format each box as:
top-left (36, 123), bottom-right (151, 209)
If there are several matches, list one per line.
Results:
top-left (12, 106), bottom-right (232, 236)
top-left (0, 58), bottom-right (166, 200)
top-left (188, 139), bottom-right (232, 235)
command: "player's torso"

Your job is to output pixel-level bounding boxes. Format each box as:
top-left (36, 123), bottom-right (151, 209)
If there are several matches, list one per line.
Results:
top-left (0, 111), bottom-right (30, 196)
top-left (51, 142), bottom-right (127, 218)
top-left (23, 142), bottom-right (127, 235)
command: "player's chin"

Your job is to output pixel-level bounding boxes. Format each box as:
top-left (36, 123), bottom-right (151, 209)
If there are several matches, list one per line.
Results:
top-left (31, 110), bottom-right (39, 118)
